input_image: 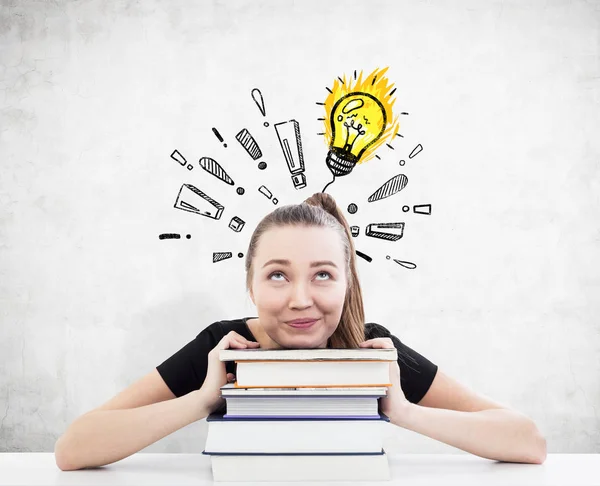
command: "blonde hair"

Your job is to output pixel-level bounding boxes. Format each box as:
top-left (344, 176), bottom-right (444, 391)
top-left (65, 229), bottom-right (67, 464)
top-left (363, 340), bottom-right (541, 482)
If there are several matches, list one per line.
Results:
top-left (244, 192), bottom-right (365, 348)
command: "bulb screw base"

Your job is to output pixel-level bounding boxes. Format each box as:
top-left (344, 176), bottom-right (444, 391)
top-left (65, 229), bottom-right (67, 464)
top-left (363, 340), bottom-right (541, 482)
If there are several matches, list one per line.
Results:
top-left (326, 147), bottom-right (358, 177)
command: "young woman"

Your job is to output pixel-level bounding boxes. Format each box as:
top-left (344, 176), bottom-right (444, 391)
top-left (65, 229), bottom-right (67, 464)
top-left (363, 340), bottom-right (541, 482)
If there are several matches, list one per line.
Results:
top-left (54, 193), bottom-right (547, 471)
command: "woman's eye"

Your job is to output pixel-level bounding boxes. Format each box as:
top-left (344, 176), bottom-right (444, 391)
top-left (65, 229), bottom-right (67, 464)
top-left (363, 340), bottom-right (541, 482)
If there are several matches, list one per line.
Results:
top-left (269, 272), bottom-right (285, 281)
top-left (315, 271), bottom-right (331, 280)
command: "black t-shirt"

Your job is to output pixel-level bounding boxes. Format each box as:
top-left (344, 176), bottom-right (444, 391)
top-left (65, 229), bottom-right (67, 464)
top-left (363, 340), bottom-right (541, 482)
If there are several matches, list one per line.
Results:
top-left (156, 317), bottom-right (438, 405)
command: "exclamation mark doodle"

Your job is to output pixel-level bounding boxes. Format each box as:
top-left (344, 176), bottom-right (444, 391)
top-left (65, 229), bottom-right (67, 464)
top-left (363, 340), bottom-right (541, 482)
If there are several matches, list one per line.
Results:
top-left (212, 128), bottom-right (227, 148)
top-left (251, 88), bottom-right (269, 127)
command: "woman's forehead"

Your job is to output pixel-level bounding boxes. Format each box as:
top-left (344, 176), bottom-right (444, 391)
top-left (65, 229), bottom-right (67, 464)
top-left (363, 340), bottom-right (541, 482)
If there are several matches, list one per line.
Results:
top-left (255, 226), bottom-right (345, 263)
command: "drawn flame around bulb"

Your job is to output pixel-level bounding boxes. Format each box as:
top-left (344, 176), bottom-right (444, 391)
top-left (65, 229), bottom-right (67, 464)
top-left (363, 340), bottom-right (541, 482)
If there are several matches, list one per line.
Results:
top-left (322, 67), bottom-right (400, 191)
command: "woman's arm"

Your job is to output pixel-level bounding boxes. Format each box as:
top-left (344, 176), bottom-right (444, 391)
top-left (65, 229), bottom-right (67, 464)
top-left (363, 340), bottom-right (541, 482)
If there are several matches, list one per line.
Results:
top-left (360, 338), bottom-right (547, 464)
top-left (390, 403), bottom-right (547, 464)
top-left (55, 387), bottom-right (213, 471)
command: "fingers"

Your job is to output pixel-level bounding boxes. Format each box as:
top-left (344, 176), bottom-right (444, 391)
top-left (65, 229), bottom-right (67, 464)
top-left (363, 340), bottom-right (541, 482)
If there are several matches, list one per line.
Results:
top-left (213, 331), bottom-right (260, 352)
top-left (226, 373), bottom-right (236, 383)
top-left (359, 337), bottom-right (394, 349)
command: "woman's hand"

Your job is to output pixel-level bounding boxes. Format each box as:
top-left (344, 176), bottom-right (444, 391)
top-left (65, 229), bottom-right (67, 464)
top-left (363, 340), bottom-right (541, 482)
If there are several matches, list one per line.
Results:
top-left (359, 337), bottom-right (411, 420)
top-left (199, 331), bottom-right (260, 414)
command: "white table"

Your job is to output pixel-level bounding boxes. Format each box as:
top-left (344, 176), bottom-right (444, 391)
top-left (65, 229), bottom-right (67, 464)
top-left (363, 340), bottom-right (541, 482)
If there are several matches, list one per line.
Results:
top-left (0, 453), bottom-right (599, 485)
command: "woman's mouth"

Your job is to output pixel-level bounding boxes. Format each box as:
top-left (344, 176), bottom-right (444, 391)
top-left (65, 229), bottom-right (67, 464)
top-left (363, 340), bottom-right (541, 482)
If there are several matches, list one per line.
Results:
top-left (287, 318), bottom-right (319, 329)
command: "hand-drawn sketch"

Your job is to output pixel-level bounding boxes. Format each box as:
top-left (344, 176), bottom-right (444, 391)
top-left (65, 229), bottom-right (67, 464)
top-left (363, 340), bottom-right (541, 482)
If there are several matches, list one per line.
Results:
top-left (319, 68), bottom-right (401, 192)
top-left (213, 252), bottom-right (233, 263)
top-left (258, 185), bottom-right (278, 205)
top-left (236, 128), bottom-right (263, 160)
top-left (386, 255), bottom-right (417, 269)
top-left (167, 67), bottom-right (429, 270)
top-left (274, 120), bottom-right (306, 190)
top-left (199, 157), bottom-right (235, 185)
top-left (409, 143), bottom-right (423, 158)
top-left (367, 174), bottom-right (408, 203)
top-left (356, 250), bottom-right (373, 262)
top-left (171, 149), bottom-right (193, 170)
top-left (251, 88), bottom-right (269, 127)
top-left (365, 222), bottom-right (405, 241)
top-left (229, 216), bottom-right (245, 232)
top-left (174, 184), bottom-right (224, 220)
top-left (413, 204), bottom-right (432, 215)
top-left (212, 128), bottom-right (227, 147)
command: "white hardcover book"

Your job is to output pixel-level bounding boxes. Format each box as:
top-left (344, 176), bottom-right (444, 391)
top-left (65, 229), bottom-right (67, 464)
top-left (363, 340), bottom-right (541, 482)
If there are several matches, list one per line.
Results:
top-left (219, 347), bottom-right (397, 362)
top-left (207, 452), bottom-right (391, 482)
top-left (204, 414), bottom-right (389, 454)
top-left (220, 383), bottom-right (387, 418)
top-left (235, 360), bottom-right (392, 388)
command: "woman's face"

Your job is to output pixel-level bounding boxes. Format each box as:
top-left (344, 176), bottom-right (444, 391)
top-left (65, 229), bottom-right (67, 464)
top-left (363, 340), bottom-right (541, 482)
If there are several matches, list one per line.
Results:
top-left (249, 225), bottom-right (348, 349)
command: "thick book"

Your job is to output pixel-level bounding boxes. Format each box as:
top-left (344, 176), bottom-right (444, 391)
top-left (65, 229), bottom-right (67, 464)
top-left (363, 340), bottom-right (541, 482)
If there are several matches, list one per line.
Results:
top-left (204, 450), bottom-right (391, 482)
top-left (220, 383), bottom-right (386, 418)
top-left (219, 347), bottom-right (397, 388)
top-left (204, 412), bottom-right (390, 454)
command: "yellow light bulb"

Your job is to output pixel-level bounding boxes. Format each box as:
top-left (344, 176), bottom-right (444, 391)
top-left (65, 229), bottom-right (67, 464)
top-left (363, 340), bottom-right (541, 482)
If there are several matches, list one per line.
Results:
top-left (326, 92), bottom-right (387, 178)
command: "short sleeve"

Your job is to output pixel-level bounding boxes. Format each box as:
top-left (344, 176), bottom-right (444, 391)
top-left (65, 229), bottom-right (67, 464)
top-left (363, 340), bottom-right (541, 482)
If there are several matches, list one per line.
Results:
top-left (156, 324), bottom-right (220, 398)
top-left (365, 322), bottom-right (438, 404)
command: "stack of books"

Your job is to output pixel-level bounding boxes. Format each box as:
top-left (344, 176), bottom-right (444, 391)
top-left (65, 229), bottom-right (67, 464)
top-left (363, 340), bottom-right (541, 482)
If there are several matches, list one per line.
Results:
top-left (202, 347), bottom-right (397, 482)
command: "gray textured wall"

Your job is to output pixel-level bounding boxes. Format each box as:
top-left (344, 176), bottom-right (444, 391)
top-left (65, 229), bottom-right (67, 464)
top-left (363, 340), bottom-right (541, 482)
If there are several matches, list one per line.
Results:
top-left (1, 0), bottom-right (599, 454)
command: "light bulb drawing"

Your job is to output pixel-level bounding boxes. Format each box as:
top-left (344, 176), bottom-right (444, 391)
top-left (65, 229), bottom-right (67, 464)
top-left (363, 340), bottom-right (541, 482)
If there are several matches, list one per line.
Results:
top-left (320, 67), bottom-right (400, 192)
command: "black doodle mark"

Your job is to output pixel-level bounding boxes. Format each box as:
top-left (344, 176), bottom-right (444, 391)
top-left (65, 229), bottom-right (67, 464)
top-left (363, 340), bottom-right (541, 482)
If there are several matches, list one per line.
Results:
top-left (212, 128), bottom-right (227, 147)
top-left (199, 157), bottom-right (234, 185)
top-left (367, 174), bottom-right (408, 202)
top-left (251, 88), bottom-right (269, 127)
top-left (375, 155), bottom-right (381, 160)
top-left (402, 205), bottom-right (410, 212)
top-left (366, 222), bottom-right (405, 241)
top-left (174, 184), bottom-right (224, 220)
top-left (394, 259), bottom-right (417, 269)
top-left (229, 216), bottom-right (245, 233)
top-left (396, 133), bottom-right (404, 138)
top-left (409, 144), bottom-right (423, 158)
top-left (258, 185), bottom-right (278, 205)
top-left (351, 226), bottom-right (360, 237)
top-left (414, 204), bottom-right (432, 215)
top-left (238, 253), bottom-right (244, 258)
top-left (386, 143), bottom-right (394, 150)
top-left (213, 252), bottom-right (232, 263)
top-left (275, 120), bottom-right (306, 190)
top-left (171, 149), bottom-right (191, 169)
top-left (326, 86), bottom-right (333, 94)
top-left (356, 250), bottom-right (372, 262)
top-left (258, 161), bottom-right (267, 170)
top-left (186, 234), bottom-right (191, 239)
top-left (159, 233), bottom-right (180, 240)
top-left (399, 159), bottom-right (405, 166)
top-left (236, 128), bottom-right (263, 160)
top-left (386, 255), bottom-right (416, 269)
top-left (237, 187), bottom-right (245, 195)
top-left (347, 203), bottom-right (358, 214)
top-left (401, 112), bottom-right (409, 115)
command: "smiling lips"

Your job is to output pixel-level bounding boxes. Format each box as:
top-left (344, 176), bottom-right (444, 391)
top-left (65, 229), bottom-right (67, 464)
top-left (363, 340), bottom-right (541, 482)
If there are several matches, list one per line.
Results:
top-left (287, 318), bottom-right (319, 329)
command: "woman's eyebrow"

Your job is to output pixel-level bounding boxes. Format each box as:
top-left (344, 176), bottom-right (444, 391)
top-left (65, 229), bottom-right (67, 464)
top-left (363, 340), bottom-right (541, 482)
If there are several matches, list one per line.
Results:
top-left (262, 259), bottom-right (338, 268)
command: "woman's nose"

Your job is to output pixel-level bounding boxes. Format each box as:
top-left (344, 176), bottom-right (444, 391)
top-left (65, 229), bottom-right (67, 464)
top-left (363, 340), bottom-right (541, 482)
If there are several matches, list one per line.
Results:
top-left (288, 283), bottom-right (313, 308)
